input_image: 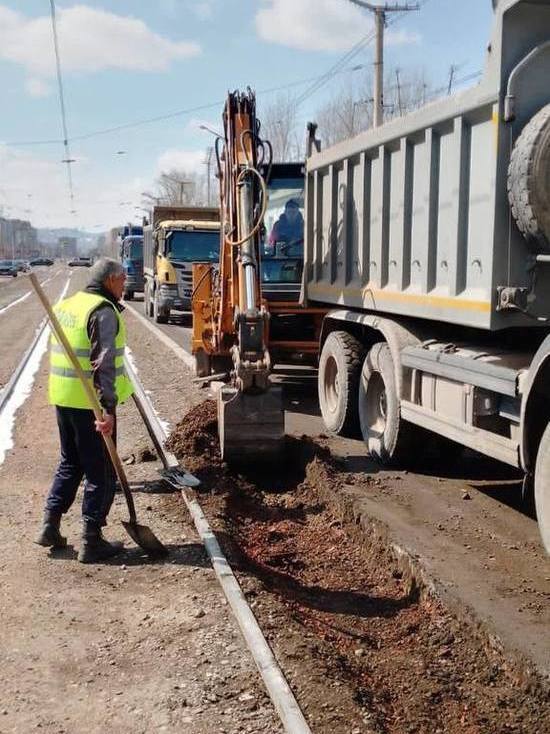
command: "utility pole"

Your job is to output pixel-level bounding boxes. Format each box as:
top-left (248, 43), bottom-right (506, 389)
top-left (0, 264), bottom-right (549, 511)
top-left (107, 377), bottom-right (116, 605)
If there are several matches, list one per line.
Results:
top-left (447, 64), bottom-right (458, 95)
top-left (395, 67), bottom-right (403, 116)
top-left (348, 1), bottom-right (419, 127)
top-left (204, 147), bottom-right (213, 206)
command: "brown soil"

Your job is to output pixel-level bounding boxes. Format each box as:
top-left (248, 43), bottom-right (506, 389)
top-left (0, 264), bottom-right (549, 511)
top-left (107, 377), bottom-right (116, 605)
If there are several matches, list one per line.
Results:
top-left (166, 400), bottom-right (219, 474)
top-left (167, 403), bottom-right (550, 734)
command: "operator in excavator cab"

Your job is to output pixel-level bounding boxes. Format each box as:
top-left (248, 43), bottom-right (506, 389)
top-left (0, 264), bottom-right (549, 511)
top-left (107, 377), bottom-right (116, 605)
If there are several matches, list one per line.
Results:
top-left (268, 198), bottom-right (304, 257)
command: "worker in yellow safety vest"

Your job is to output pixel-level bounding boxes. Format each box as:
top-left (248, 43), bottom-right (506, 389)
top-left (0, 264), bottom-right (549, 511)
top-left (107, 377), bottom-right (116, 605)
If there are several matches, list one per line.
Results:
top-left (35, 257), bottom-right (134, 563)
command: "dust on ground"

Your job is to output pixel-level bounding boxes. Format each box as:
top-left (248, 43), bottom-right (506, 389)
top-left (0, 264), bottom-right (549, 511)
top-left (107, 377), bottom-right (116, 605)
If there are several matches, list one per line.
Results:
top-left (167, 400), bottom-right (550, 734)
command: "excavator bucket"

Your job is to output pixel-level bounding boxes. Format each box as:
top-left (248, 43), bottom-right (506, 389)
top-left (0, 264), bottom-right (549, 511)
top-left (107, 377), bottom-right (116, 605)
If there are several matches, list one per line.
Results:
top-left (218, 385), bottom-right (285, 463)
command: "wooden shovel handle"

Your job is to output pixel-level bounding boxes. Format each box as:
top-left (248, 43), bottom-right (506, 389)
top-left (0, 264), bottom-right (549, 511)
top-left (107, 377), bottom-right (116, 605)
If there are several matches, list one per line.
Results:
top-left (29, 273), bottom-right (137, 524)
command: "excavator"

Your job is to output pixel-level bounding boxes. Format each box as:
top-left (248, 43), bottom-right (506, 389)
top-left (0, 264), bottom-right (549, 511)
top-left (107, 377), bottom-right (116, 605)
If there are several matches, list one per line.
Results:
top-left (192, 89), bottom-right (286, 462)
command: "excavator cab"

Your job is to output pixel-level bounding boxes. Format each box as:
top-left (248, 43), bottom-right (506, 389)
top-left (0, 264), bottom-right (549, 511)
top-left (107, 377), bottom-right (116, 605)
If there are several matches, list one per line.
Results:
top-left (259, 163), bottom-right (305, 304)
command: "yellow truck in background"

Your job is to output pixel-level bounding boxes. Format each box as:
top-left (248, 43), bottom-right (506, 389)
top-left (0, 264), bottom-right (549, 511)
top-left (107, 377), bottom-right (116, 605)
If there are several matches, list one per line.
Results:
top-left (143, 206), bottom-right (220, 323)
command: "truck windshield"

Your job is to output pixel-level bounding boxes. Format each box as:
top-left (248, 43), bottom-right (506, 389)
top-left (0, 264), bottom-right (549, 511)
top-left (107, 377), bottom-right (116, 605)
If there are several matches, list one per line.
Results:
top-left (167, 230), bottom-right (220, 262)
top-left (127, 240), bottom-right (143, 259)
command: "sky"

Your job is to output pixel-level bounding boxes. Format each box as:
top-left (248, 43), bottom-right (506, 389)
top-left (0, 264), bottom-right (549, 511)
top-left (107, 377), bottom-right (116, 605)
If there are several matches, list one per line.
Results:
top-left (0, 0), bottom-right (495, 232)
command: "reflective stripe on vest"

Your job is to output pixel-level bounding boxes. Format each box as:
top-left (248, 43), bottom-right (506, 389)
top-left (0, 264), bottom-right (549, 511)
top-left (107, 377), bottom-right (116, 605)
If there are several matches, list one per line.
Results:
top-left (48, 291), bottom-right (134, 409)
top-left (50, 344), bottom-right (126, 358)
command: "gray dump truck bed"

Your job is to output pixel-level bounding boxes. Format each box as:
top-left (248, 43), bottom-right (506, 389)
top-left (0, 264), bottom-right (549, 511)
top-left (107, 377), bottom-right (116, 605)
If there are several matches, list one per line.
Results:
top-left (304, 0), bottom-right (550, 331)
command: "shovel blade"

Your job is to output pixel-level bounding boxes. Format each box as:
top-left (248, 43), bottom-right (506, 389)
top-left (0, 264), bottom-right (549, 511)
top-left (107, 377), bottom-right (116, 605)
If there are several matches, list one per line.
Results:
top-left (121, 520), bottom-right (168, 558)
top-left (160, 466), bottom-right (201, 489)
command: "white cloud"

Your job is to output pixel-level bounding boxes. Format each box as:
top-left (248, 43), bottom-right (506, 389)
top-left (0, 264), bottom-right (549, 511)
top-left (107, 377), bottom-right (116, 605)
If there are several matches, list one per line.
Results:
top-left (25, 78), bottom-right (52, 98)
top-left (0, 4), bottom-right (201, 96)
top-left (255, 0), bottom-right (419, 52)
top-left (156, 148), bottom-right (205, 174)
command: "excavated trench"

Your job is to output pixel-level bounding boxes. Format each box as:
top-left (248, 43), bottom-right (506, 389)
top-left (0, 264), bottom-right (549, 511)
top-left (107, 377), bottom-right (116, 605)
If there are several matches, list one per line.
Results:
top-left (166, 401), bottom-right (550, 734)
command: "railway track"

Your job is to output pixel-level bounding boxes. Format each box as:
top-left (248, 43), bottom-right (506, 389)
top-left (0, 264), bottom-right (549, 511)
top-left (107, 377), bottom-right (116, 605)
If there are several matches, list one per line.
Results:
top-left (0, 281), bottom-right (311, 733)
top-left (0, 274), bottom-right (71, 465)
top-left (0, 270), bottom-right (62, 316)
top-left (124, 355), bottom-right (311, 734)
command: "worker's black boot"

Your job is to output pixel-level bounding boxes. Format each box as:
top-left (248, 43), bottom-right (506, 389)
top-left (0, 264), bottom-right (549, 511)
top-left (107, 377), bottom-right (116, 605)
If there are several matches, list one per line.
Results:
top-left (78, 521), bottom-right (123, 564)
top-left (35, 510), bottom-right (67, 548)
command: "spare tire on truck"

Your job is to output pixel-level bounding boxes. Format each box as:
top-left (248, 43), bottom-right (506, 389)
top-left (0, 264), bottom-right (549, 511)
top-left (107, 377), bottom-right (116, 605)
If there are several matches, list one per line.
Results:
top-left (508, 103), bottom-right (550, 251)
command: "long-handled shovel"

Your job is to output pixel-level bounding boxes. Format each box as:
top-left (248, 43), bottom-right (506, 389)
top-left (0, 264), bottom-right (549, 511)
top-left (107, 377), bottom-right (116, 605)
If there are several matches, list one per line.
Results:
top-left (30, 273), bottom-right (168, 558)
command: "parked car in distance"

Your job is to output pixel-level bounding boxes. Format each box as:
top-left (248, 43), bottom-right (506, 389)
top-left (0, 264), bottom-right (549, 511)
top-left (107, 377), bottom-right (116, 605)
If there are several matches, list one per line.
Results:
top-left (29, 257), bottom-right (54, 266)
top-left (0, 259), bottom-right (18, 277)
top-left (68, 257), bottom-right (92, 267)
top-left (14, 259), bottom-right (30, 272)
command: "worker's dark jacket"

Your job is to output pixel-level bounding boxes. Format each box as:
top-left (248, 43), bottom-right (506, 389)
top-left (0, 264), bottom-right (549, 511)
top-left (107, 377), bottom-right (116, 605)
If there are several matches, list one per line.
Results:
top-left (85, 284), bottom-right (125, 415)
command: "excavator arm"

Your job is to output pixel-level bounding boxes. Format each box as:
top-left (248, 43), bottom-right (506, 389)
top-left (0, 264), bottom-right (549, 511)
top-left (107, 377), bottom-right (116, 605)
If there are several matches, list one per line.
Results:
top-left (192, 90), bottom-right (284, 462)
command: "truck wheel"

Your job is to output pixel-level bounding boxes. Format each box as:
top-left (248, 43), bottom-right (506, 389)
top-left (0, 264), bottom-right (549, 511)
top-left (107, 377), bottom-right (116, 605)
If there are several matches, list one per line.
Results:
top-left (153, 291), bottom-right (168, 324)
top-left (358, 342), bottom-right (412, 466)
top-left (508, 103), bottom-right (550, 251)
top-left (534, 422), bottom-right (550, 555)
top-left (318, 331), bottom-right (364, 437)
top-left (144, 284), bottom-right (151, 317)
top-left (125, 290), bottom-right (134, 301)
top-left (153, 291), bottom-right (170, 324)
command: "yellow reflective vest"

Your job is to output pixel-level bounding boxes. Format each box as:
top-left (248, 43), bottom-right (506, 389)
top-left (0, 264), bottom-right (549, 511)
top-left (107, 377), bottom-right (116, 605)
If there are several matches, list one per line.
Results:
top-left (48, 291), bottom-right (134, 410)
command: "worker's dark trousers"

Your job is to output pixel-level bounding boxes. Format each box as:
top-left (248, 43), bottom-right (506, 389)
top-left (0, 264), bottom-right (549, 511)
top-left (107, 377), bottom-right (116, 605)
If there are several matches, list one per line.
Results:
top-left (45, 407), bottom-right (116, 526)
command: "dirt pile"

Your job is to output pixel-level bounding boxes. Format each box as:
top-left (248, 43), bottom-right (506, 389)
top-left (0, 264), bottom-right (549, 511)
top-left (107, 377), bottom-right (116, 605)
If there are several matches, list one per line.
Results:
top-left (166, 401), bottom-right (550, 733)
top-left (165, 399), bottom-right (220, 474)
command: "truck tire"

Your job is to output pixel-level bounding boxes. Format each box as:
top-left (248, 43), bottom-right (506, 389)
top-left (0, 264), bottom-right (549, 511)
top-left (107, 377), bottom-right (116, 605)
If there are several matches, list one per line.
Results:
top-left (124, 290), bottom-right (134, 301)
top-left (508, 103), bottom-right (550, 251)
top-left (153, 291), bottom-right (168, 324)
top-left (144, 283), bottom-right (153, 317)
top-left (358, 342), bottom-right (413, 466)
top-left (534, 422), bottom-right (550, 555)
top-left (318, 331), bottom-right (364, 437)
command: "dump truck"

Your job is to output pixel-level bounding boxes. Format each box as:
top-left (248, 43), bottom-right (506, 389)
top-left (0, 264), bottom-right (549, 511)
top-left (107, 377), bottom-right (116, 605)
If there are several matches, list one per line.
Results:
top-left (143, 206), bottom-right (220, 323)
top-left (303, 0), bottom-right (550, 553)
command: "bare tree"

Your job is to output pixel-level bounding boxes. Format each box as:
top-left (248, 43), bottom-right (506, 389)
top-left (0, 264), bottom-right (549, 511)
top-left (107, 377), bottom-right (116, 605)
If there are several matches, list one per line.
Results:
top-left (259, 93), bottom-right (301, 162)
top-left (314, 77), bottom-right (373, 148)
top-left (313, 66), bottom-right (429, 146)
top-left (142, 168), bottom-right (212, 208)
top-left (384, 66), bottom-right (429, 120)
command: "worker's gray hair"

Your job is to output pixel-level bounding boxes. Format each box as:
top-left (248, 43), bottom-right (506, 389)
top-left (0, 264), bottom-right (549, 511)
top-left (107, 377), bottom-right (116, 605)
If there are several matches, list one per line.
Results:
top-left (88, 257), bottom-right (124, 287)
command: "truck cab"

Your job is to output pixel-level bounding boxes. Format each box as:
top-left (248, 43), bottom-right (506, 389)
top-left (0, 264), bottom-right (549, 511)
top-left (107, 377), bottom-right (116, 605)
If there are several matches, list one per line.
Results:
top-left (143, 206), bottom-right (220, 323)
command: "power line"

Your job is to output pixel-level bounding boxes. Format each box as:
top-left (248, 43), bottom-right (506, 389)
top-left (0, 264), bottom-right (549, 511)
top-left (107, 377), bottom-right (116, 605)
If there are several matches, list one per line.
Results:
top-left (49, 0), bottom-right (75, 214)
top-left (295, 31), bottom-right (376, 108)
top-left (4, 0), bottom-right (441, 150)
top-left (1, 64), bottom-right (370, 149)
top-left (296, 0), bottom-right (431, 111)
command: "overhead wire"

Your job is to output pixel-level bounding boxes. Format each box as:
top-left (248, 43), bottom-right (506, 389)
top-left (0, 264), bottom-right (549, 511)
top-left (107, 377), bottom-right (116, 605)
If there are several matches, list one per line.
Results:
top-left (1, 64), bottom-right (370, 148)
top-left (295, 0), bottom-right (433, 108)
top-left (49, 0), bottom-right (75, 214)
top-left (4, 0), bottom-right (447, 152)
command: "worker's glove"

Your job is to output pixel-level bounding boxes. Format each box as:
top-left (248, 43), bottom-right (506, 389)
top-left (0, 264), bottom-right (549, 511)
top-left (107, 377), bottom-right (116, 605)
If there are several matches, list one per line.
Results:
top-left (95, 413), bottom-right (115, 436)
